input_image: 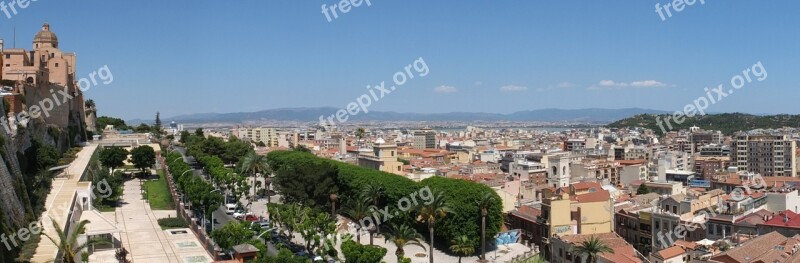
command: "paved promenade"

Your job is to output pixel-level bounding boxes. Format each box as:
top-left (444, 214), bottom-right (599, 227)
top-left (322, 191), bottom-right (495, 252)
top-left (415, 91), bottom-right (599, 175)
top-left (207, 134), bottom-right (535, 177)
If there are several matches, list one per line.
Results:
top-left (91, 175), bottom-right (212, 263)
top-left (31, 144), bottom-right (97, 263)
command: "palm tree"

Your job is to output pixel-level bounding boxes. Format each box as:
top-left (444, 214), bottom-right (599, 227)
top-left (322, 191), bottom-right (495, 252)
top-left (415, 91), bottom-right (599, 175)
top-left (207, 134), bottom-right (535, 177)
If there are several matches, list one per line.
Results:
top-left (43, 218), bottom-right (109, 263)
top-left (362, 183), bottom-right (384, 236)
top-left (355, 127), bottom-right (366, 148)
top-left (384, 223), bottom-right (426, 263)
top-left (569, 235), bottom-right (614, 263)
top-left (343, 196), bottom-right (372, 244)
top-left (416, 192), bottom-right (453, 263)
top-left (240, 152), bottom-right (271, 203)
top-left (449, 235), bottom-right (475, 263)
top-left (476, 193), bottom-right (494, 262)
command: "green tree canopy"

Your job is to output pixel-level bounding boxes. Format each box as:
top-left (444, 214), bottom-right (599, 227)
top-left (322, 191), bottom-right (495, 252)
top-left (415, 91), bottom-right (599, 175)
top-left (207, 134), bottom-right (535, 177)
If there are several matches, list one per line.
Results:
top-left (99, 147), bottom-right (129, 171)
top-left (272, 155), bottom-right (338, 210)
top-left (342, 240), bottom-right (387, 263)
top-left (134, 123), bottom-right (152, 133)
top-left (222, 136), bottom-right (252, 164)
top-left (130, 145), bottom-right (156, 175)
top-left (569, 235), bottom-right (614, 263)
top-left (96, 116), bottom-right (129, 131)
top-left (637, 184), bottom-right (651, 195)
top-left (210, 221), bottom-right (255, 251)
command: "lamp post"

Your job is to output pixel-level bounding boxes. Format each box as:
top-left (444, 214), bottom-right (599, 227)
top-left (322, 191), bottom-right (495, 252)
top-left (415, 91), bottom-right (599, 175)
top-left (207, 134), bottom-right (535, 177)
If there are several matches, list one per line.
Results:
top-left (180, 170), bottom-right (193, 206)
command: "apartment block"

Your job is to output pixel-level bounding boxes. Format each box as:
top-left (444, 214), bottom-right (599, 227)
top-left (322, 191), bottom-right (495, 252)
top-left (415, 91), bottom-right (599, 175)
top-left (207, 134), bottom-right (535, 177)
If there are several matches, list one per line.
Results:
top-left (732, 133), bottom-right (797, 177)
top-left (236, 127), bottom-right (279, 147)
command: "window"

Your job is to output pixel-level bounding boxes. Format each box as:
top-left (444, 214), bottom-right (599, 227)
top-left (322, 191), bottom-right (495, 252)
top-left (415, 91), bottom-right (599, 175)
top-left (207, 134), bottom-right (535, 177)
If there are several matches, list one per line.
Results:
top-left (4, 54), bottom-right (8, 58)
top-left (55, 63), bottom-right (59, 67)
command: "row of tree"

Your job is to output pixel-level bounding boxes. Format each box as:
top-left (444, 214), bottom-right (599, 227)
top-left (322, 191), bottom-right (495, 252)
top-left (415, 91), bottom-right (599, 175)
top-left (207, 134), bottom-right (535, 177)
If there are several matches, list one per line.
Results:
top-left (164, 151), bottom-right (224, 227)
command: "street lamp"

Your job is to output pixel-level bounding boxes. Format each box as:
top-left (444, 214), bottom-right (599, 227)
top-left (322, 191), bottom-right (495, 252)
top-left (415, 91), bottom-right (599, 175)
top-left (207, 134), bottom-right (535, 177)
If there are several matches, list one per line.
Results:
top-left (180, 170), bottom-right (194, 205)
top-left (170, 156), bottom-right (183, 165)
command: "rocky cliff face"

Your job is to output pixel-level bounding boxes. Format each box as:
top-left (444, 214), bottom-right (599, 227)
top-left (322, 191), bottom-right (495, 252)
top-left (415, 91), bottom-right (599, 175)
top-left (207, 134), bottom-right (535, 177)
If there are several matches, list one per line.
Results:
top-left (0, 98), bottom-right (81, 229)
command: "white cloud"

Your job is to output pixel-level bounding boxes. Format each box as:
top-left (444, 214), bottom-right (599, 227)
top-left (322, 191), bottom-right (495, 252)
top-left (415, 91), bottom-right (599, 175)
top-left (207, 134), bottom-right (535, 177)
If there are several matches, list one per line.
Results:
top-left (630, 80), bottom-right (667, 87)
top-left (599, 80), bottom-right (628, 87)
top-left (434, 85), bottom-right (458, 93)
top-left (474, 81), bottom-right (483, 86)
top-left (590, 79), bottom-right (669, 90)
top-left (500, 85), bottom-right (528, 92)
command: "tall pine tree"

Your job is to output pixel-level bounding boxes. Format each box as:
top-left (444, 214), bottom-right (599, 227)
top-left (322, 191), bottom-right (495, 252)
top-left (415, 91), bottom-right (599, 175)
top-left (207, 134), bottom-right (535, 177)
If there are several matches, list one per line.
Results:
top-left (154, 112), bottom-right (163, 139)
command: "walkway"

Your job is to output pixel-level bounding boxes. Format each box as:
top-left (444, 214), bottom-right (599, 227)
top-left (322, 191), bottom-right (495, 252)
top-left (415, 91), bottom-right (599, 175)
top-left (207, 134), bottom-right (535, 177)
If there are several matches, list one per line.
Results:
top-left (90, 175), bottom-right (212, 263)
top-left (30, 144), bottom-right (98, 262)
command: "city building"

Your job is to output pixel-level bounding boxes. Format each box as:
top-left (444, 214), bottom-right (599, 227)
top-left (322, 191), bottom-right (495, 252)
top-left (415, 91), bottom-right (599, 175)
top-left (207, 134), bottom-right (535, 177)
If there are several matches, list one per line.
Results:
top-left (412, 127), bottom-right (436, 149)
top-left (549, 232), bottom-right (642, 263)
top-left (357, 138), bottom-right (404, 175)
top-left (236, 127), bottom-right (279, 147)
top-left (731, 133), bottom-right (797, 177)
top-left (1, 23), bottom-right (87, 133)
top-left (539, 182), bottom-right (614, 255)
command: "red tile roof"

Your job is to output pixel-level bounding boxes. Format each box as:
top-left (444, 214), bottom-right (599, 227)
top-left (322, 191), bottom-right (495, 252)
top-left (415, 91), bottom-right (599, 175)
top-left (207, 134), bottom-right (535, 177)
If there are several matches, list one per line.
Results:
top-left (654, 245), bottom-right (686, 260)
top-left (762, 210), bottom-right (800, 228)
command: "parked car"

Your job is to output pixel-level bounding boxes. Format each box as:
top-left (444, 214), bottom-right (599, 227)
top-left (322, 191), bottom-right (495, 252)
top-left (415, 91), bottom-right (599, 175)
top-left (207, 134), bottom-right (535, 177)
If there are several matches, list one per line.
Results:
top-left (233, 210), bottom-right (254, 219)
top-left (225, 204), bottom-right (236, 215)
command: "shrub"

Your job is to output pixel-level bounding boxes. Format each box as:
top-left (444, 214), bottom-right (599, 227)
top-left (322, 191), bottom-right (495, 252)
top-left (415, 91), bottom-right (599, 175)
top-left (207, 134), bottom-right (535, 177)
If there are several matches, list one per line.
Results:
top-left (342, 240), bottom-right (387, 263)
top-left (157, 216), bottom-right (188, 229)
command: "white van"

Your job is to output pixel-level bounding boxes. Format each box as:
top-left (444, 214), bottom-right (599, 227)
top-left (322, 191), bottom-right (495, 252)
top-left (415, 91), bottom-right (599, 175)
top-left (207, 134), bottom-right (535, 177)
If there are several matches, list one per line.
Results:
top-left (225, 204), bottom-right (236, 214)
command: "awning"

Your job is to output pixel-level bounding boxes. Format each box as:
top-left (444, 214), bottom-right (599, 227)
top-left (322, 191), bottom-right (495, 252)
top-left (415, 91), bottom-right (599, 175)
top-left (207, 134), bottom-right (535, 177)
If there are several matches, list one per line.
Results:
top-left (80, 209), bottom-right (122, 236)
top-left (48, 164), bottom-right (71, 171)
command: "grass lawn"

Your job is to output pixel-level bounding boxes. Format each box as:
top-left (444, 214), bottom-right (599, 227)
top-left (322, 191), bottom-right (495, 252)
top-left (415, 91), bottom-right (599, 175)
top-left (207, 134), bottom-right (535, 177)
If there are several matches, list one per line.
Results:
top-left (144, 169), bottom-right (174, 210)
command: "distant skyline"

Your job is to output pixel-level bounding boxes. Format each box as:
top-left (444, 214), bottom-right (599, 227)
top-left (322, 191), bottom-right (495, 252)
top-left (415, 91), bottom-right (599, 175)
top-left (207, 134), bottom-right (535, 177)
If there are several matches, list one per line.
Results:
top-left (0, 1), bottom-right (797, 120)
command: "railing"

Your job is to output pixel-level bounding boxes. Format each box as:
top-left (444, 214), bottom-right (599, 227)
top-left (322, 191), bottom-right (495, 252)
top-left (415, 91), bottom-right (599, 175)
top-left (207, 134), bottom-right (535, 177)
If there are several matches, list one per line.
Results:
top-left (162, 155), bottom-right (220, 261)
top-left (78, 146), bottom-right (100, 182)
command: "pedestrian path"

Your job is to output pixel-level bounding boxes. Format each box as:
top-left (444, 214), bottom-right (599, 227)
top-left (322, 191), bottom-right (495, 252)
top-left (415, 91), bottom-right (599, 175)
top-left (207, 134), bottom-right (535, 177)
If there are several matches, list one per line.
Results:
top-left (92, 177), bottom-right (213, 263)
top-left (30, 144), bottom-right (97, 262)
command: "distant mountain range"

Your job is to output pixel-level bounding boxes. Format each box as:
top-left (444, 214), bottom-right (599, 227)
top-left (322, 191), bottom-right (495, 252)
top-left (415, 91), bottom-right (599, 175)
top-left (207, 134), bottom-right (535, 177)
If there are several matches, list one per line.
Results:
top-left (129, 107), bottom-right (670, 124)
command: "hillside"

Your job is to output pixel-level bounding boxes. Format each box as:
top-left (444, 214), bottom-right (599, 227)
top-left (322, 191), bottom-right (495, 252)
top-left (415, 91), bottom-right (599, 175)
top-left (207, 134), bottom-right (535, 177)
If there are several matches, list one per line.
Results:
top-left (607, 113), bottom-right (800, 135)
top-left (131, 107), bottom-right (668, 124)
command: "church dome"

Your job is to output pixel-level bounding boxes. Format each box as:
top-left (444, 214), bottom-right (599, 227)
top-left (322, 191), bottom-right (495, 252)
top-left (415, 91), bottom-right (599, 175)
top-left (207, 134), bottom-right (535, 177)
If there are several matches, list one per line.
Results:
top-left (33, 23), bottom-right (58, 46)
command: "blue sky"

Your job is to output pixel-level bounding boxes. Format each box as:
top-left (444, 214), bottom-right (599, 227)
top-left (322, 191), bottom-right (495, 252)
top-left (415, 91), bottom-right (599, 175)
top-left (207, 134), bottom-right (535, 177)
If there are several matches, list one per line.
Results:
top-left (0, 1), bottom-right (797, 120)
